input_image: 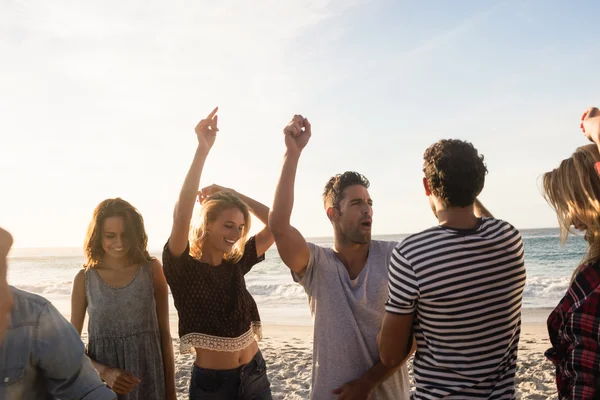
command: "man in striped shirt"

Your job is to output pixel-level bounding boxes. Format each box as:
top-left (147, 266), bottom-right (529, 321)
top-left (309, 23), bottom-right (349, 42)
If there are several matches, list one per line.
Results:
top-left (377, 139), bottom-right (526, 399)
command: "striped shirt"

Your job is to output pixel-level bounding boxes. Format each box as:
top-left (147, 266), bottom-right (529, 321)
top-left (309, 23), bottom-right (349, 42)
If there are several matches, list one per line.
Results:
top-left (386, 218), bottom-right (526, 399)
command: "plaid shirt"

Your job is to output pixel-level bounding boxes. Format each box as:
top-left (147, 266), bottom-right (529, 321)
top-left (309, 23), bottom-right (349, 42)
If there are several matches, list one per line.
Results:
top-left (546, 261), bottom-right (600, 399)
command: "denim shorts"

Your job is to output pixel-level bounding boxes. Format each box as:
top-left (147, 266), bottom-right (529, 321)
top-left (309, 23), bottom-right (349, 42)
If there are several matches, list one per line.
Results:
top-left (189, 350), bottom-right (272, 400)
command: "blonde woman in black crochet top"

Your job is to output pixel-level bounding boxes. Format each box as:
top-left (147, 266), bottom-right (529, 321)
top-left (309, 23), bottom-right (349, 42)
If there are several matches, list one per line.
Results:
top-left (163, 107), bottom-right (275, 400)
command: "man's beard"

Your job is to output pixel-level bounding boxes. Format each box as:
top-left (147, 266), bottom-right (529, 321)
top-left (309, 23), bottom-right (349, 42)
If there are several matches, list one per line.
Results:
top-left (342, 227), bottom-right (370, 245)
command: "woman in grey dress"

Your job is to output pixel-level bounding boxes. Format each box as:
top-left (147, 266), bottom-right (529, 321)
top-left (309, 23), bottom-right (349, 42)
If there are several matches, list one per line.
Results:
top-left (71, 198), bottom-right (176, 399)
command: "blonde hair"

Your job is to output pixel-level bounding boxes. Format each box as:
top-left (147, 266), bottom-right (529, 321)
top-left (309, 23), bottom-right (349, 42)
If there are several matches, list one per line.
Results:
top-left (84, 198), bottom-right (153, 269)
top-left (542, 144), bottom-right (600, 278)
top-left (189, 191), bottom-right (251, 263)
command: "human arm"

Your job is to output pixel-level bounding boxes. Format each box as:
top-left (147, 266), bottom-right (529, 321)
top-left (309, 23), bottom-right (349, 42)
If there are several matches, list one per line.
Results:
top-left (377, 313), bottom-right (417, 368)
top-left (268, 115), bottom-right (312, 277)
top-left (70, 270), bottom-right (140, 395)
top-left (199, 185), bottom-right (274, 257)
top-left (35, 301), bottom-right (117, 399)
top-left (150, 260), bottom-right (176, 400)
top-left (378, 246), bottom-right (419, 368)
top-left (332, 354), bottom-right (414, 399)
top-left (336, 245), bottom-right (417, 399)
top-left (0, 227), bottom-right (13, 344)
top-left (0, 228), bottom-right (14, 344)
top-left (0, 228), bottom-right (10, 281)
top-left (168, 107), bottom-right (219, 257)
top-left (474, 199), bottom-right (493, 218)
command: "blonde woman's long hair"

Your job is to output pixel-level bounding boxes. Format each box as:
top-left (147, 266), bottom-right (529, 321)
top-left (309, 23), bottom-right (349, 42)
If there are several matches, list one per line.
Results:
top-left (189, 191), bottom-right (251, 263)
top-left (542, 144), bottom-right (600, 279)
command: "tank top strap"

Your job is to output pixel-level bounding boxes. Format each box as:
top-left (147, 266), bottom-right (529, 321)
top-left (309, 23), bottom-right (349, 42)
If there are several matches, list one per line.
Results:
top-left (139, 261), bottom-right (155, 290)
top-left (83, 267), bottom-right (98, 301)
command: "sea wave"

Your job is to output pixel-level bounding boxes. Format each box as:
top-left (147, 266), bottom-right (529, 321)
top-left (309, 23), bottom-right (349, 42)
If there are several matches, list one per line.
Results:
top-left (15, 282), bottom-right (73, 296)
top-left (12, 272), bottom-right (573, 309)
top-left (247, 283), bottom-right (306, 305)
top-left (523, 275), bottom-right (570, 301)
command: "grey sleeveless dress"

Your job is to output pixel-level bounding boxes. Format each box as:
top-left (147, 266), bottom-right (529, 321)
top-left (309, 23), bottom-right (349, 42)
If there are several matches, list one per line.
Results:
top-left (85, 264), bottom-right (166, 400)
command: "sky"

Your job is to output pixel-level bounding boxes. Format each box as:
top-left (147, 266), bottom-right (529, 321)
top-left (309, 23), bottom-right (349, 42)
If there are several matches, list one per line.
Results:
top-left (1, 0), bottom-right (599, 249)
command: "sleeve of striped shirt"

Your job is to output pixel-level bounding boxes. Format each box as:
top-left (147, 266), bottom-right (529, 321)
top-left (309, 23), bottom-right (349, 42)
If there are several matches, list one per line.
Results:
top-left (385, 246), bottom-right (419, 315)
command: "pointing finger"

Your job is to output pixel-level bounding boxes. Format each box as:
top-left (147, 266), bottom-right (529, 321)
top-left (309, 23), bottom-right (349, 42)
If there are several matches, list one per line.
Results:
top-left (206, 106), bottom-right (218, 120)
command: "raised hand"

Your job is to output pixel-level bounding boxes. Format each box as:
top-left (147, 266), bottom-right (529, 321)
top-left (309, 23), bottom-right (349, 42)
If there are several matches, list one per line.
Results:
top-left (197, 184), bottom-right (228, 204)
top-left (283, 114), bottom-right (311, 154)
top-left (581, 107), bottom-right (600, 146)
top-left (195, 107), bottom-right (219, 151)
top-left (101, 367), bottom-right (141, 395)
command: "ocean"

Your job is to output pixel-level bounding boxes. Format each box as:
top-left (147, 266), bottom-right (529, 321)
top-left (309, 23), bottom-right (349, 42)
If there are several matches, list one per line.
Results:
top-left (7, 228), bottom-right (586, 327)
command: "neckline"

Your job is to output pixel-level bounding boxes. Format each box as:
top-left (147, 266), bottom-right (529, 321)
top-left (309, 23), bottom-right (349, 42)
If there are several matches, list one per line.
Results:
top-left (93, 264), bottom-right (142, 290)
top-left (333, 241), bottom-right (373, 283)
top-left (439, 217), bottom-right (485, 234)
top-left (196, 260), bottom-right (227, 269)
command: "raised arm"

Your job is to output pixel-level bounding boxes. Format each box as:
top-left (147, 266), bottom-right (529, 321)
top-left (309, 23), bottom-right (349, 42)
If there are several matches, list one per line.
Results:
top-left (268, 115), bottom-right (312, 277)
top-left (168, 107), bottom-right (219, 257)
top-left (199, 185), bottom-right (274, 256)
top-left (474, 199), bottom-right (493, 218)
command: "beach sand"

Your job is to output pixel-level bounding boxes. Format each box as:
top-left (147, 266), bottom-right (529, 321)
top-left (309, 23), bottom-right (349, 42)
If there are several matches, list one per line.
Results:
top-left (77, 308), bottom-right (557, 399)
top-left (162, 308), bottom-right (556, 399)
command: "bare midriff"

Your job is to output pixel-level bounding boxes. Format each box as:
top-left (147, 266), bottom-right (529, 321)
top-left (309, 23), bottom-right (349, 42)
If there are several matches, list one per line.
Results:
top-left (193, 340), bottom-right (259, 370)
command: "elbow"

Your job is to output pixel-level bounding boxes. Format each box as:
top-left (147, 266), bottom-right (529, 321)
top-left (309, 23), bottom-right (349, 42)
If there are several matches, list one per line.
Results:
top-left (267, 213), bottom-right (287, 238)
top-left (380, 351), bottom-right (405, 369)
top-left (378, 335), bottom-right (407, 368)
top-left (269, 226), bottom-right (286, 239)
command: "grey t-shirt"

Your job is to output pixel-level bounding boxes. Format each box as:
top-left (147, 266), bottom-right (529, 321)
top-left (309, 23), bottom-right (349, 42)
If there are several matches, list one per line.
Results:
top-left (293, 240), bottom-right (410, 399)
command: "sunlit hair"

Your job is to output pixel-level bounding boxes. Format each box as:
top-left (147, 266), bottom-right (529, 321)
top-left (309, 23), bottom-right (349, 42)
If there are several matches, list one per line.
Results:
top-left (189, 191), bottom-right (251, 263)
top-left (323, 171), bottom-right (370, 210)
top-left (84, 198), bottom-right (153, 269)
top-left (542, 144), bottom-right (600, 278)
top-left (423, 139), bottom-right (487, 207)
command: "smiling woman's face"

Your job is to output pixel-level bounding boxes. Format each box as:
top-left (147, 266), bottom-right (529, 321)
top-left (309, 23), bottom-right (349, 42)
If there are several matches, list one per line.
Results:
top-left (204, 207), bottom-right (246, 254)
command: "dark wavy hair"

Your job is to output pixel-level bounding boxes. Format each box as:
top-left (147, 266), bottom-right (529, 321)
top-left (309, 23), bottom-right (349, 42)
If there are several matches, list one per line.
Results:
top-left (84, 198), bottom-right (153, 269)
top-left (323, 171), bottom-right (370, 209)
top-left (423, 139), bottom-right (487, 207)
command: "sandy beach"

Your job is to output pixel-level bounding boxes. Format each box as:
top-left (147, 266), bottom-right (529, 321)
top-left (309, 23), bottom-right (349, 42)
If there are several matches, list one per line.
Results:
top-left (153, 308), bottom-right (557, 399)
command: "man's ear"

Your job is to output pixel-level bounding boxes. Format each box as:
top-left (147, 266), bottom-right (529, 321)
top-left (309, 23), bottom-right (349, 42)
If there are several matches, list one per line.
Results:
top-left (326, 206), bottom-right (336, 222)
top-left (423, 177), bottom-right (432, 196)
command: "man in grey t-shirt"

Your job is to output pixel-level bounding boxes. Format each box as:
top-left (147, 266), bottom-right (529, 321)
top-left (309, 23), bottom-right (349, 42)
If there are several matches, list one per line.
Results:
top-left (269, 114), bottom-right (411, 399)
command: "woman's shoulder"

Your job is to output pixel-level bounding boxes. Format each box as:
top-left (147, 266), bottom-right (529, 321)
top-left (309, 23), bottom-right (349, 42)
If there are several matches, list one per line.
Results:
top-left (574, 260), bottom-right (600, 290)
top-left (560, 261), bottom-right (600, 315)
top-left (145, 258), bottom-right (162, 272)
top-left (74, 267), bottom-right (88, 283)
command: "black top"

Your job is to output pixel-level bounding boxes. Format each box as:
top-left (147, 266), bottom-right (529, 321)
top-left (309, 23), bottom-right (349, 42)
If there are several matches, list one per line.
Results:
top-left (162, 236), bottom-right (265, 339)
